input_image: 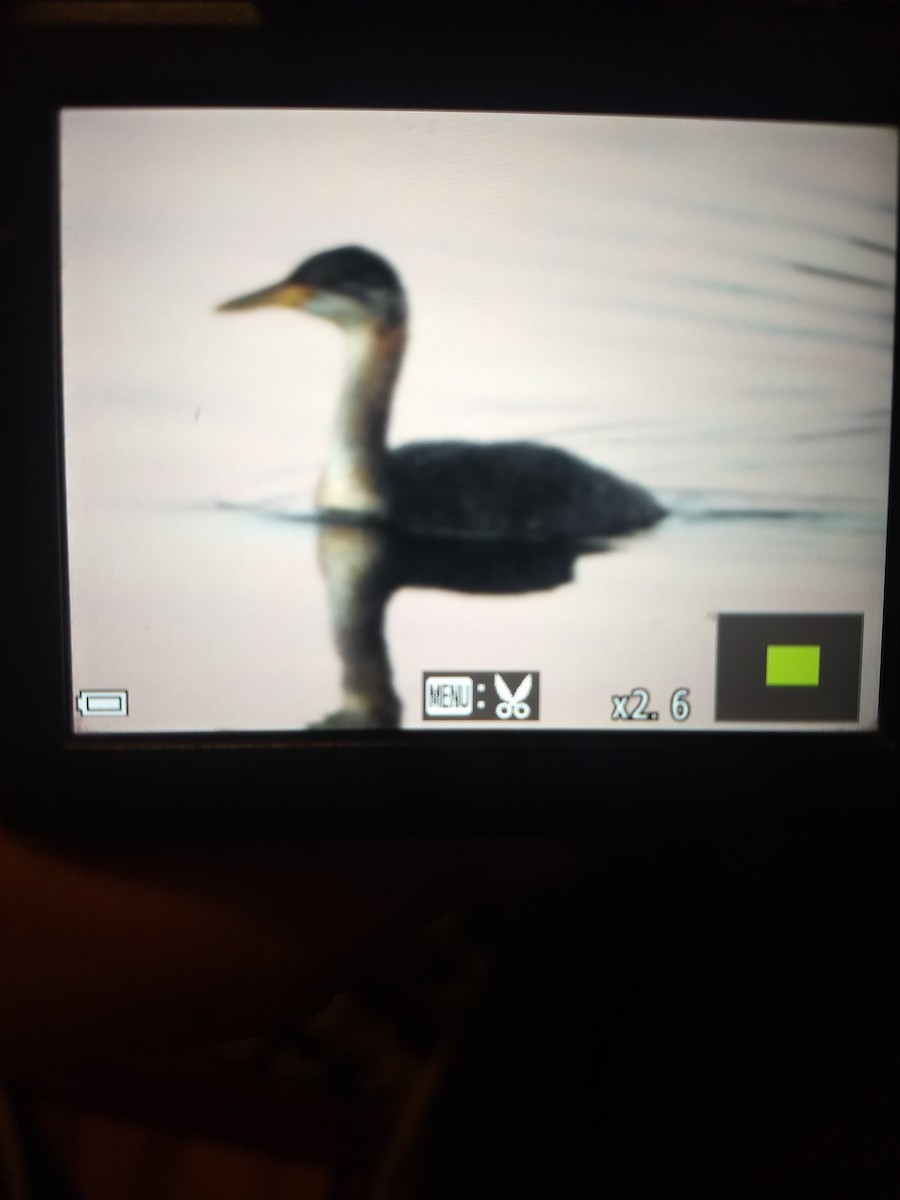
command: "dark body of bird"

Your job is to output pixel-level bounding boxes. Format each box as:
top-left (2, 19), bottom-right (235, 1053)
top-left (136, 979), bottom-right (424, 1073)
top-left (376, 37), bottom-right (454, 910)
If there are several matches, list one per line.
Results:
top-left (384, 440), bottom-right (663, 541)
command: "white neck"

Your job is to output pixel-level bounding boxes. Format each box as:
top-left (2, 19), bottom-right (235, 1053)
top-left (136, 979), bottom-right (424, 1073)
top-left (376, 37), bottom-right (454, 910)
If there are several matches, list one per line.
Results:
top-left (316, 322), bottom-right (405, 517)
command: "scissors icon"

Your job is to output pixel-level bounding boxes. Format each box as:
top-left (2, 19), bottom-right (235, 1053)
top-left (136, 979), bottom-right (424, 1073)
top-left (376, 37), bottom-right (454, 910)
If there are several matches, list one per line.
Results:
top-left (494, 673), bottom-right (533, 720)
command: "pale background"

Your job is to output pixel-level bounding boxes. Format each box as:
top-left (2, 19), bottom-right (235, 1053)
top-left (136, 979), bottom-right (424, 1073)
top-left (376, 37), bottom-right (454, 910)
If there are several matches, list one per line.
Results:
top-left (60, 110), bottom-right (897, 732)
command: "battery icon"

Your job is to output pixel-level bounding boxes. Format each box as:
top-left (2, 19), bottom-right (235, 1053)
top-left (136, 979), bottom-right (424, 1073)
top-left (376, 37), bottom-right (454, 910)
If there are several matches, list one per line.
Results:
top-left (76, 689), bottom-right (128, 717)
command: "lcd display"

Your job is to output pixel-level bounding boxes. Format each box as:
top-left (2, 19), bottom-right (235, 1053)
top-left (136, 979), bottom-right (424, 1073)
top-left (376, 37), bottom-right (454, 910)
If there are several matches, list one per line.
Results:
top-left (59, 110), bottom-right (897, 733)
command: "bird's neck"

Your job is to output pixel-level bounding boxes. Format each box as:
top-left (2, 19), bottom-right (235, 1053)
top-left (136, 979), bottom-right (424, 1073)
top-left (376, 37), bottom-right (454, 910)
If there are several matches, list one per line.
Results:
top-left (317, 321), bottom-right (406, 517)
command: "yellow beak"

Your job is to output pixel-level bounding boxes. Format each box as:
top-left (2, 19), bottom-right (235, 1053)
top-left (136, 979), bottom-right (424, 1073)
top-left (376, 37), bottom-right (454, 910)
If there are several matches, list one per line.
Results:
top-left (216, 281), bottom-right (314, 313)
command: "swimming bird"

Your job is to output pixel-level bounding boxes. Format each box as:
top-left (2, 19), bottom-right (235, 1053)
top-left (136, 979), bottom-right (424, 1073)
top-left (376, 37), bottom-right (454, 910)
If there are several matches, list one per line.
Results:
top-left (217, 246), bottom-right (664, 541)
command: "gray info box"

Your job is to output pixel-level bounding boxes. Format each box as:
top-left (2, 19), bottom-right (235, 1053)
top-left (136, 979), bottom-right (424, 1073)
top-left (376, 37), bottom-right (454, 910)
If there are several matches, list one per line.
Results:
top-left (715, 614), bottom-right (863, 722)
top-left (423, 672), bottom-right (540, 722)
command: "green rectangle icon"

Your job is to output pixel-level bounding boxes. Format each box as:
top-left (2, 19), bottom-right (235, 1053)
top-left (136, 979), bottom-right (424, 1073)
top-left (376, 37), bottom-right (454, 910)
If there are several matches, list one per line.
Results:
top-left (766, 644), bottom-right (820, 687)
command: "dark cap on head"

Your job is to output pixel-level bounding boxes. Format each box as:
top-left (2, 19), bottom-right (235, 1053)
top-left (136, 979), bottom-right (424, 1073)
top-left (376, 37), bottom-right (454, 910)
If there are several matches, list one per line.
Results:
top-left (287, 246), bottom-right (403, 299)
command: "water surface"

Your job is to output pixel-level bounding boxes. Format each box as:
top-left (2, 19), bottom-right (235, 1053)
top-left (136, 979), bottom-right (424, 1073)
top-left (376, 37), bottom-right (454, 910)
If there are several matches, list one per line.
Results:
top-left (60, 112), bottom-right (896, 732)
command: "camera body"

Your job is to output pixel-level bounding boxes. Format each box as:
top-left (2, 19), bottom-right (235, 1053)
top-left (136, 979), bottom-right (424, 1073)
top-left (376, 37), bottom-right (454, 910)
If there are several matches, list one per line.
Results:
top-left (1, 3), bottom-right (897, 833)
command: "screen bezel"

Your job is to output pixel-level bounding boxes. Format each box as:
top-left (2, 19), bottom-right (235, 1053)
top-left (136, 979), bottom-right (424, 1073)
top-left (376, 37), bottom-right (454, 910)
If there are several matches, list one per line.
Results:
top-left (2, 1), bottom-right (898, 833)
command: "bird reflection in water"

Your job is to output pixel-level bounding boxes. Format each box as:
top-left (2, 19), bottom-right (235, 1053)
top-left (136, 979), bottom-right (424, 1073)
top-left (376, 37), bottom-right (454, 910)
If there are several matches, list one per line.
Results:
top-left (218, 246), bottom-right (663, 727)
top-left (311, 522), bottom-right (605, 729)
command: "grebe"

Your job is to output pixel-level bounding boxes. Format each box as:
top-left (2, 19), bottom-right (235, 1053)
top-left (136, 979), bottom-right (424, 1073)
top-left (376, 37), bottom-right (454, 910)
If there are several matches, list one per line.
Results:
top-left (218, 246), bottom-right (664, 541)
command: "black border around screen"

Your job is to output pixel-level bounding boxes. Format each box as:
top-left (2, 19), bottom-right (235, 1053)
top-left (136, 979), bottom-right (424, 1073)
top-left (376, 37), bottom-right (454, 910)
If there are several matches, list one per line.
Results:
top-left (1, 2), bottom-right (898, 834)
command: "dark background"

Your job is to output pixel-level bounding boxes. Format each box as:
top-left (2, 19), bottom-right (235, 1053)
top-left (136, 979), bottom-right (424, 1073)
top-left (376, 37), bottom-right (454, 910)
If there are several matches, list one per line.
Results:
top-left (0, 2), bottom-right (899, 1195)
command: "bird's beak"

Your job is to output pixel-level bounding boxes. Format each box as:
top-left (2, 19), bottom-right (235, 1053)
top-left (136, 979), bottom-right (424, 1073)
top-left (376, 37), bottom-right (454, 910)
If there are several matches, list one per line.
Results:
top-left (216, 281), bottom-right (314, 313)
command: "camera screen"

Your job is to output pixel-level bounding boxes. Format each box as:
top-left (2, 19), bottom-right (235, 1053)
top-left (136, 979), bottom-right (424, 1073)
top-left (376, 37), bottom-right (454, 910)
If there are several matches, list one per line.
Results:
top-left (59, 110), bottom-right (897, 733)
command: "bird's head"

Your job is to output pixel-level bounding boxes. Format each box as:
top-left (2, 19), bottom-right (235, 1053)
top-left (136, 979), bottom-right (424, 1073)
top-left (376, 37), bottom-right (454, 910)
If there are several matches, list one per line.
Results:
top-left (217, 246), bottom-right (406, 330)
